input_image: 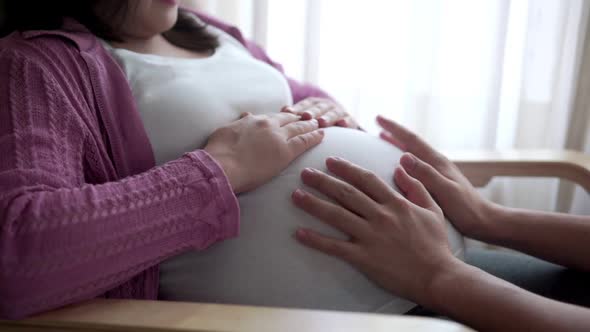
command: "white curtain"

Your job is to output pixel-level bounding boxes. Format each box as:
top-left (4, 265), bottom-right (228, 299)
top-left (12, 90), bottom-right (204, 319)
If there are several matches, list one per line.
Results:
top-left (185, 0), bottom-right (590, 214)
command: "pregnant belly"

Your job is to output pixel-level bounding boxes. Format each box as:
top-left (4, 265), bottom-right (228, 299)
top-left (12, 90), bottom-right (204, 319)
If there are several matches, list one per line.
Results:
top-left (158, 127), bottom-right (465, 313)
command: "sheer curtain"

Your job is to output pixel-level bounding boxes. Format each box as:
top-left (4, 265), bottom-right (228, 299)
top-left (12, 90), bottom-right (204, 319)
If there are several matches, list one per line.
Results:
top-left (185, 0), bottom-right (590, 213)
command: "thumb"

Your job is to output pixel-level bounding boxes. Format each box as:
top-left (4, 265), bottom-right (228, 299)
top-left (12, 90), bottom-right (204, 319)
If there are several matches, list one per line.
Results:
top-left (399, 153), bottom-right (451, 200)
top-left (394, 166), bottom-right (437, 210)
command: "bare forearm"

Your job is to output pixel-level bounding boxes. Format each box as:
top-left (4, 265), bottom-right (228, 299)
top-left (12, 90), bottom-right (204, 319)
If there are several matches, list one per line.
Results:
top-left (425, 259), bottom-right (590, 331)
top-left (484, 205), bottom-right (590, 271)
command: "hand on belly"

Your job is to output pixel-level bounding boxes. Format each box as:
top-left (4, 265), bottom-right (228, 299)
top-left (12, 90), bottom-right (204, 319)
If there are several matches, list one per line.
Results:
top-left (159, 127), bottom-right (465, 313)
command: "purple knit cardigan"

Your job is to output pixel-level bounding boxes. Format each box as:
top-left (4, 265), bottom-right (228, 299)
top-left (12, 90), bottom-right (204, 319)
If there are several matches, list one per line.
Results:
top-left (0, 11), bottom-right (331, 319)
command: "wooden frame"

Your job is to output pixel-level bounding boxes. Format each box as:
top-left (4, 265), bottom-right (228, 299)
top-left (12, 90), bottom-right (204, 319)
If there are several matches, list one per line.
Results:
top-left (2, 149), bottom-right (588, 332)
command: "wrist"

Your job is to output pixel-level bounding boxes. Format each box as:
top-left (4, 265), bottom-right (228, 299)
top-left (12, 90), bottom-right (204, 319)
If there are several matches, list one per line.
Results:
top-left (474, 202), bottom-right (508, 244)
top-left (203, 147), bottom-right (241, 193)
top-left (424, 257), bottom-right (480, 313)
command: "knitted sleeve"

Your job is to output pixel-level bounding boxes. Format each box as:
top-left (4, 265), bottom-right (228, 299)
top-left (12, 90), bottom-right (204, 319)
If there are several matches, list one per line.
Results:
top-left (0, 51), bottom-right (240, 319)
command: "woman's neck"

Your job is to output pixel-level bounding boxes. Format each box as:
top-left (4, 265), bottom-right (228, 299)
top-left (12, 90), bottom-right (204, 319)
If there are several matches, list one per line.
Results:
top-left (111, 34), bottom-right (167, 55)
top-left (109, 33), bottom-right (212, 59)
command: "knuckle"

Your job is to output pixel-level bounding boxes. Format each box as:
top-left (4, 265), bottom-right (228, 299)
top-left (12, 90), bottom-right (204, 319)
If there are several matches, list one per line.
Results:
top-left (374, 208), bottom-right (392, 221)
top-left (307, 106), bottom-right (321, 115)
top-left (336, 185), bottom-right (357, 201)
top-left (255, 118), bottom-right (272, 128)
top-left (359, 170), bottom-right (378, 183)
top-left (397, 198), bottom-right (412, 211)
top-left (299, 121), bottom-right (314, 131)
top-left (317, 102), bottom-right (330, 110)
top-left (432, 153), bottom-right (450, 168)
top-left (298, 133), bottom-right (310, 146)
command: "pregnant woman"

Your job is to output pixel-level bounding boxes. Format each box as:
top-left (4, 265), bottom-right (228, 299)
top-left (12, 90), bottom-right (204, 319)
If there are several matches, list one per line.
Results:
top-left (0, 0), bottom-right (463, 318)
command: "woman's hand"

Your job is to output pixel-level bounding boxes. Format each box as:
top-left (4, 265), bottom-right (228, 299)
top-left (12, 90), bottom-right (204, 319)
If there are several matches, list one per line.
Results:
top-left (291, 157), bottom-right (458, 304)
top-left (376, 115), bottom-right (499, 241)
top-left (282, 97), bottom-right (360, 129)
top-left (205, 113), bottom-right (324, 194)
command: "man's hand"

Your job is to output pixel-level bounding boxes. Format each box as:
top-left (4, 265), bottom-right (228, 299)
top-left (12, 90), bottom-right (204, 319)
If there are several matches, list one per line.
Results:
top-left (377, 115), bottom-right (499, 241)
top-left (292, 157), bottom-right (456, 304)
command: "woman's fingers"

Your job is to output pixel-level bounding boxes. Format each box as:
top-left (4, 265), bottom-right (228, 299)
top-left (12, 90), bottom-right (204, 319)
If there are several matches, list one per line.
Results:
top-left (317, 110), bottom-right (346, 128)
top-left (284, 99), bottom-right (335, 121)
top-left (393, 166), bottom-right (438, 212)
top-left (288, 129), bottom-right (325, 156)
top-left (325, 157), bottom-right (396, 204)
top-left (399, 153), bottom-right (454, 200)
top-left (336, 116), bottom-right (360, 129)
top-left (282, 119), bottom-right (319, 138)
top-left (292, 189), bottom-right (371, 238)
top-left (295, 228), bottom-right (361, 263)
top-left (300, 168), bottom-right (379, 218)
top-left (270, 112), bottom-right (302, 126)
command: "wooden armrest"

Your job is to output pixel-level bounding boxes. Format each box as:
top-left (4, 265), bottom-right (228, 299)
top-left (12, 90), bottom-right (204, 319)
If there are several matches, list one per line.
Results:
top-left (446, 149), bottom-right (590, 191)
top-left (1, 299), bottom-right (472, 332)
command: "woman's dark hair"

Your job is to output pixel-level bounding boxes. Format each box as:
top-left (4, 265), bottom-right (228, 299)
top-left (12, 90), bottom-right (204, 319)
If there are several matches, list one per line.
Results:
top-left (0, 0), bottom-right (219, 52)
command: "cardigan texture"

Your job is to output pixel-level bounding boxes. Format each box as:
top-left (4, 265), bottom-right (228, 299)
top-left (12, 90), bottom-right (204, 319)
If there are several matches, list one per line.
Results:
top-left (0, 10), bottom-right (331, 319)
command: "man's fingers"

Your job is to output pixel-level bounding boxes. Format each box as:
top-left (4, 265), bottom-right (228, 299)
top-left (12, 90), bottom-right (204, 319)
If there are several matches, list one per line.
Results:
top-left (376, 115), bottom-right (446, 168)
top-left (288, 129), bottom-right (325, 156)
top-left (300, 168), bottom-right (379, 219)
top-left (393, 166), bottom-right (438, 211)
top-left (295, 228), bottom-right (361, 264)
top-left (292, 189), bottom-right (371, 239)
top-left (325, 157), bottom-right (396, 204)
top-left (282, 119), bottom-right (319, 139)
top-left (380, 131), bottom-right (406, 150)
top-left (399, 153), bottom-right (453, 199)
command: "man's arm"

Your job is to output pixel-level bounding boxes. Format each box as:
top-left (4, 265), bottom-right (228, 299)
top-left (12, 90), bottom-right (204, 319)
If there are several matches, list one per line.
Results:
top-left (484, 207), bottom-right (590, 271)
top-left (429, 258), bottom-right (590, 331)
top-left (377, 115), bottom-right (590, 271)
top-left (290, 152), bottom-right (590, 331)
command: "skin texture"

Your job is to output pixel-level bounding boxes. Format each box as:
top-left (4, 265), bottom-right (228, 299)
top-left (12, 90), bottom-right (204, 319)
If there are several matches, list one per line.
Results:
top-left (282, 97), bottom-right (360, 129)
top-left (205, 113), bottom-right (324, 194)
top-left (292, 115), bottom-right (590, 331)
top-left (377, 115), bottom-right (590, 272)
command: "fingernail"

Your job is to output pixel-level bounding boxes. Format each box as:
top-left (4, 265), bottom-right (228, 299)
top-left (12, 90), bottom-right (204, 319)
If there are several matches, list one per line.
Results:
top-left (296, 228), bottom-right (308, 238)
top-left (400, 154), bottom-right (416, 170)
top-left (303, 167), bottom-right (318, 175)
top-left (327, 156), bottom-right (342, 163)
top-left (310, 119), bottom-right (319, 126)
top-left (292, 189), bottom-right (306, 200)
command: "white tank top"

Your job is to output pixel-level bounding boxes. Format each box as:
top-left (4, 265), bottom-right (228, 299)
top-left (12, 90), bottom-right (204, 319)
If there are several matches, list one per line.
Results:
top-left (104, 23), bottom-right (465, 314)
top-left (104, 23), bottom-right (292, 165)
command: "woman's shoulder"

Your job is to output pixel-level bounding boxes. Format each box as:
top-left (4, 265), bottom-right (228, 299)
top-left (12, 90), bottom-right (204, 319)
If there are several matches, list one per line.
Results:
top-left (0, 19), bottom-right (109, 76)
